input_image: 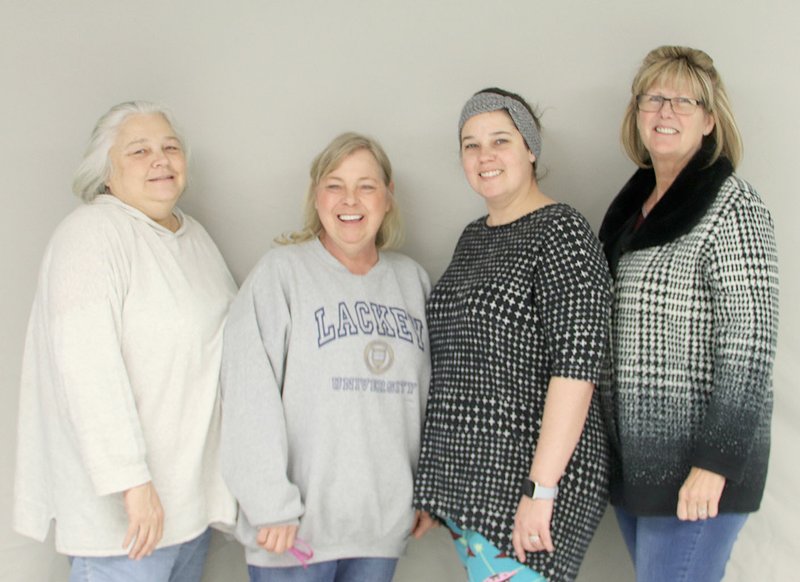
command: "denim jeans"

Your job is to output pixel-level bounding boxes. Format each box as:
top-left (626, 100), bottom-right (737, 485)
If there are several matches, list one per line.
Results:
top-left (614, 506), bottom-right (747, 582)
top-left (248, 558), bottom-right (398, 582)
top-left (69, 528), bottom-right (211, 582)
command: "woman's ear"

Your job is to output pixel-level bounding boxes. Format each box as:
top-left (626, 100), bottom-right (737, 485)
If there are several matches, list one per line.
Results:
top-left (703, 114), bottom-right (716, 137)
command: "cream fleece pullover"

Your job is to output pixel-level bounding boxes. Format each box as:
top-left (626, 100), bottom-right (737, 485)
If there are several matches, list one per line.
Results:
top-left (14, 195), bottom-right (237, 556)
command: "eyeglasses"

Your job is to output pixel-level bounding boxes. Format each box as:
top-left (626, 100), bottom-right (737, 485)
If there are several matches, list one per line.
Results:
top-left (636, 94), bottom-right (704, 115)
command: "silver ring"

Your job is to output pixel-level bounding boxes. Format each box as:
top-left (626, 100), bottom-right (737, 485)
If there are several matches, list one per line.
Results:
top-left (698, 508), bottom-right (708, 517)
top-left (529, 534), bottom-right (540, 543)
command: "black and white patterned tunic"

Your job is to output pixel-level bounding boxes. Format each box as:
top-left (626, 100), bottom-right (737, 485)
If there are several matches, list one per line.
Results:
top-left (414, 204), bottom-right (611, 582)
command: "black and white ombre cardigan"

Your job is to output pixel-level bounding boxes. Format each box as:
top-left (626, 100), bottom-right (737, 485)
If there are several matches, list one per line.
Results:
top-left (598, 141), bottom-right (780, 515)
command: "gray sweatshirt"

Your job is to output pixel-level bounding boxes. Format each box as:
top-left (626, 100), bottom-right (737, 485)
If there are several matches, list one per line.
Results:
top-left (220, 239), bottom-right (430, 567)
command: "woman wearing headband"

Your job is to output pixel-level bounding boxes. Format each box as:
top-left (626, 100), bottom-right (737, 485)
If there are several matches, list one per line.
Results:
top-left (413, 88), bottom-right (611, 582)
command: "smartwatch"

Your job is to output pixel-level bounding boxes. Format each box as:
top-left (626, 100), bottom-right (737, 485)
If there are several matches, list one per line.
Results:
top-left (521, 478), bottom-right (558, 500)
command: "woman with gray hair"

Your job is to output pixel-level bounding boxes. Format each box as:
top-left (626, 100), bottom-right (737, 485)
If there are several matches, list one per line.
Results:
top-left (14, 101), bottom-right (237, 581)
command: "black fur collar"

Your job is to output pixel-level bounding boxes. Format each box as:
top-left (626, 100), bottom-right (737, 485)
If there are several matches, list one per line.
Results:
top-left (599, 139), bottom-right (733, 275)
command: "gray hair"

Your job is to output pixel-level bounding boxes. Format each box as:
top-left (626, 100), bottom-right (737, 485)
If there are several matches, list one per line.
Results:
top-left (72, 101), bottom-right (187, 202)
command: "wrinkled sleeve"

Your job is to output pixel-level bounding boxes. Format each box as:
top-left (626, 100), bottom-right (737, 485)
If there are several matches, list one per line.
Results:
top-left (46, 217), bottom-right (151, 496)
top-left (220, 256), bottom-right (304, 527)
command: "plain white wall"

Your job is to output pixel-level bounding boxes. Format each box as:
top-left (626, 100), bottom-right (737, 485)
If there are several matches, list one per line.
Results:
top-left (2, 1), bottom-right (797, 580)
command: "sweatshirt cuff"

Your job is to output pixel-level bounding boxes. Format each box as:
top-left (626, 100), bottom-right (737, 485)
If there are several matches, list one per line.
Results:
top-left (90, 463), bottom-right (152, 496)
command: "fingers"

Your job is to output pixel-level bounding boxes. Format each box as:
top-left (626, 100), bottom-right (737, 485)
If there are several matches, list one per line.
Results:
top-left (539, 528), bottom-right (555, 553)
top-left (258, 525), bottom-right (298, 554)
top-left (411, 511), bottom-right (439, 539)
top-left (676, 498), bottom-right (689, 521)
top-left (256, 527), bottom-right (269, 546)
top-left (707, 496), bottom-right (720, 519)
top-left (122, 482), bottom-right (164, 560)
top-left (512, 497), bottom-right (555, 561)
top-left (266, 528), bottom-right (286, 553)
top-left (512, 528), bottom-right (553, 562)
top-left (123, 522), bottom-right (137, 556)
top-left (680, 500), bottom-right (711, 521)
top-left (125, 518), bottom-right (163, 559)
top-left (285, 527), bottom-right (297, 552)
top-left (677, 467), bottom-right (726, 521)
top-left (511, 528), bottom-right (526, 563)
top-left (125, 514), bottom-right (163, 559)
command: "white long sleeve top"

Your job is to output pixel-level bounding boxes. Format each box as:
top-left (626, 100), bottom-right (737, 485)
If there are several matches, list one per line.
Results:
top-left (14, 194), bottom-right (237, 556)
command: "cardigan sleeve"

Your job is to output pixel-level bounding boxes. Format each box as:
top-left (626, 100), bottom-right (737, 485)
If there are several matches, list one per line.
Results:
top-left (219, 254), bottom-right (304, 528)
top-left (691, 183), bottom-right (779, 482)
top-left (44, 213), bottom-right (151, 496)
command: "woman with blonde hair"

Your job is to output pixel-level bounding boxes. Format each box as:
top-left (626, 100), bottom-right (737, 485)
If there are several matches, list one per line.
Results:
top-left (599, 46), bottom-right (779, 582)
top-left (220, 132), bottom-right (432, 582)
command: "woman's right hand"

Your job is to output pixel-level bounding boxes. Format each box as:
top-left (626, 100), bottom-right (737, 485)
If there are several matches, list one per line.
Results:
top-left (257, 524), bottom-right (298, 554)
top-left (411, 510), bottom-right (440, 539)
top-left (511, 495), bottom-right (555, 562)
top-left (122, 481), bottom-right (164, 559)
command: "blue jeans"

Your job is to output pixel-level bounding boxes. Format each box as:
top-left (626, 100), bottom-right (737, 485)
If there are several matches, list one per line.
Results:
top-left (69, 528), bottom-right (211, 582)
top-left (615, 506), bottom-right (747, 582)
top-left (248, 558), bottom-right (398, 582)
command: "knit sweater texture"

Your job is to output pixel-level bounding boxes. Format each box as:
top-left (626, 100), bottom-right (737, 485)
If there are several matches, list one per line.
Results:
top-left (14, 195), bottom-right (237, 555)
top-left (598, 143), bottom-right (779, 515)
top-left (220, 239), bottom-right (430, 567)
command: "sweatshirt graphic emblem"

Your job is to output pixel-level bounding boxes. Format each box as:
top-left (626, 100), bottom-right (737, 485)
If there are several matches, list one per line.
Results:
top-left (364, 340), bottom-right (394, 374)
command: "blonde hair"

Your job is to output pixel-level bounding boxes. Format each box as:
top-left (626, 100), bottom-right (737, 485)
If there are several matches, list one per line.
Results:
top-left (277, 132), bottom-right (403, 249)
top-left (621, 45), bottom-right (742, 169)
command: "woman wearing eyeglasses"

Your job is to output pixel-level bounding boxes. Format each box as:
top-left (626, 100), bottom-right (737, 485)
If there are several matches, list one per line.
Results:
top-left (599, 46), bottom-right (779, 582)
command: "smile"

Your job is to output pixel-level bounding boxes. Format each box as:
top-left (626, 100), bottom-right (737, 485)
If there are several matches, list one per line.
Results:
top-left (479, 169), bottom-right (503, 178)
top-left (338, 214), bottom-right (363, 222)
top-left (655, 127), bottom-right (678, 135)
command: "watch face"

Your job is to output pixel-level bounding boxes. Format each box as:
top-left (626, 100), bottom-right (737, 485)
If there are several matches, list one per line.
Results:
top-left (522, 478), bottom-right (557, 500)
top-left (522, 478), bottom-right (534, 498)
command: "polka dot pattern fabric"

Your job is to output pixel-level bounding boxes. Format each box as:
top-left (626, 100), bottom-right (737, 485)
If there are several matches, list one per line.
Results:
top-left (414, 204), bottom-right (612, 582)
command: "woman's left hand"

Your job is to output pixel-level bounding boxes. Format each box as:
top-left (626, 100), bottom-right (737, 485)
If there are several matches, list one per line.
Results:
top-left (677, 466), bottom-right (726, 521)
top-left (511, 496), bottom-right (555, 562)
top-left (122, 481), bottom-right (164, 560)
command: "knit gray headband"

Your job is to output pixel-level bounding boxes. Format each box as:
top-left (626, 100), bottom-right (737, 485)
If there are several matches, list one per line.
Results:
top-left (458, 92), bottom-right (541, 159)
